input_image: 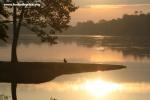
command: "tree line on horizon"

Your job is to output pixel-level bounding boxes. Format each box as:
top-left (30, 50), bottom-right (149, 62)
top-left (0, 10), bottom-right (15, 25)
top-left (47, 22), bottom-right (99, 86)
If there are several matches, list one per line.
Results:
top-left (61, 12), bottom-right (150, 37)
top-left (1, 11), bottom-right (150, 40)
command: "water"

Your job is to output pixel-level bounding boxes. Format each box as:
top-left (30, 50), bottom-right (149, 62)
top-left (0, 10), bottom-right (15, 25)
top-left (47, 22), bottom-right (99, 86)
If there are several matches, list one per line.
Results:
top-left (0, 35), bottom-right (150, 100)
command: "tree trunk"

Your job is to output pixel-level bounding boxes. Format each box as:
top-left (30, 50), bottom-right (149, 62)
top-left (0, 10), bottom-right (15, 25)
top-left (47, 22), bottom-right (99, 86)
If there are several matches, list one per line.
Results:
top-left (11, 22), bottom-right (18, 62)
top-left (11, 82), bottom-right (17, 100)
top-left (11, 0), bottom-right (18, 63)
top-left (11, 1), bottom-right (18, 100)
top-left (11, 4), bottom-right (25, 100)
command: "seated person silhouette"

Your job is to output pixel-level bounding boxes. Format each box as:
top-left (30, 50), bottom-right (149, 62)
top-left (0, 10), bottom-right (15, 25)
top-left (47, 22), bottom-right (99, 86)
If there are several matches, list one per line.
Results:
top-left (64, 58), bottom-right (67, 63)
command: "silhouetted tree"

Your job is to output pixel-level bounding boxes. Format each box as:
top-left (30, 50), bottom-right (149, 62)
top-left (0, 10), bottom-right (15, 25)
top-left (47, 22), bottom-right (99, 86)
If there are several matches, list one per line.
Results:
top-left (0, 0), bottom-right (77, 100)
top-left (62, 11), bottom-right (150, 36)
top-left (0, 2), bottom-right (9, 42)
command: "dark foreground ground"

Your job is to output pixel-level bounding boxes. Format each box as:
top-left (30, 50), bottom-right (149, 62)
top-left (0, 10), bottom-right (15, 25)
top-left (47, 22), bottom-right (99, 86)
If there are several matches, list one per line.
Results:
top-left (0, 61), bottom-right (126, 84)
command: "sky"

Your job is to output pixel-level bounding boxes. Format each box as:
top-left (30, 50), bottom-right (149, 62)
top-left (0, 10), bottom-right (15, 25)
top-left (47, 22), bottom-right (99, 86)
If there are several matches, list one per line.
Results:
top-left (70, 0), bottom-right (150, 25)
top-left (74, 0), bottom-right (150, 6)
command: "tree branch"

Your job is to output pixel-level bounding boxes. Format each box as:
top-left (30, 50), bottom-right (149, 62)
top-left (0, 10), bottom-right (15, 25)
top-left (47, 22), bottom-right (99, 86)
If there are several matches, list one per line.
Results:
top-left (16, 7), bottom-right (25, 35)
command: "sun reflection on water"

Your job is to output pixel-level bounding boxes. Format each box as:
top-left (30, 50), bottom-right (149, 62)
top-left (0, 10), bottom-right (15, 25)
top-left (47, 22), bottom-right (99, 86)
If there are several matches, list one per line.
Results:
top-left (78, 79), bottom-right (121, 97)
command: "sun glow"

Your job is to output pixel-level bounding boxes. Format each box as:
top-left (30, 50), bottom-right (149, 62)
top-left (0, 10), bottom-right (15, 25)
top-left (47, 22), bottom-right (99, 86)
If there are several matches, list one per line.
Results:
top-left (81, 79), bottom-right (121, 97)
top-left (89, 5), bottom-right (122, 9)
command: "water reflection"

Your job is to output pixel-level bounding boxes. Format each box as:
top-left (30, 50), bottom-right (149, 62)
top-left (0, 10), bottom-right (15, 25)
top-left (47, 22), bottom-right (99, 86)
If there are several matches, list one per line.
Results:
top-left (78, 79), bottom-right (121, 97)
top-left (0, 35), bottom-right (150, 100)
top-left (1, 42), bottom-right (148, 62)
top-left (1, 35), bottom-right (150, 60)
top-left (58, 35), bottom-right (150, 59)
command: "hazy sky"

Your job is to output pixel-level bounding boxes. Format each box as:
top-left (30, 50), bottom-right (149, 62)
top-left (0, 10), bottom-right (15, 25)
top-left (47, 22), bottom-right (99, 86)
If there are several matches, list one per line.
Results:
top-left (70, 1), bottom-right (150, 25)
top-left (74, 0), bottom-right (150, 6)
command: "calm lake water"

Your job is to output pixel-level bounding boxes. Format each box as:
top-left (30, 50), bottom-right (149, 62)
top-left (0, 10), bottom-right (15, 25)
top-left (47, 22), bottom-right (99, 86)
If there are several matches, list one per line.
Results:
top-left (0, 35), bottom-right (150, 100)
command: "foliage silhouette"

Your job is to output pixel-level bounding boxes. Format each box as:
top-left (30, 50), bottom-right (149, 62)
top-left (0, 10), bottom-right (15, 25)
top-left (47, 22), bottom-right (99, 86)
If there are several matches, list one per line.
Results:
top-left (0, 2), bottom-right (9, 42)
top-left (62, 12), bottom-right (150, 36)
top-left (0, 0), bottom-right (77, 100)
